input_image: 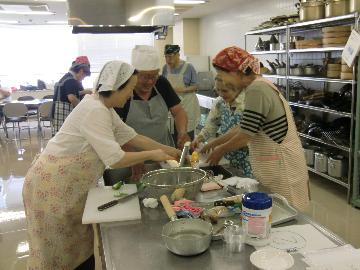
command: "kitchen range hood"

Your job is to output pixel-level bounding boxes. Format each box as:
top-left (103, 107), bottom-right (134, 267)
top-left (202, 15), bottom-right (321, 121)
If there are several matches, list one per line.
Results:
top-left (67, 0), bottom-right (174, 34)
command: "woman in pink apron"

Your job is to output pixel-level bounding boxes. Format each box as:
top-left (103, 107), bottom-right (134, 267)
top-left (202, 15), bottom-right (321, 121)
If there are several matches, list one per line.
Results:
top-left (23, 60), bottom-right (180, 270)
top-left (202, 47), bottom-right (310, 211)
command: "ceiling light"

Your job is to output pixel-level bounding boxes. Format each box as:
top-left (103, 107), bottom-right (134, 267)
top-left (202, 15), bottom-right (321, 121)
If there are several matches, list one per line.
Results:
top-left (174, 13), bottom-right (180, 16)
top-left (0, 4), bottom-right (55, 15)
top-left (0, 10), bottom-right (55, 15)
top-left (0, 20), bottom-right (19, 24)
top-left (174, 0), bottom-right (206, 4)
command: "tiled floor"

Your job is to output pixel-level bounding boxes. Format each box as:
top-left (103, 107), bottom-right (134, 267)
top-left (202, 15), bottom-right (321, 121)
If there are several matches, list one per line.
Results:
top-left (0, 121), bottom-right (359, 269)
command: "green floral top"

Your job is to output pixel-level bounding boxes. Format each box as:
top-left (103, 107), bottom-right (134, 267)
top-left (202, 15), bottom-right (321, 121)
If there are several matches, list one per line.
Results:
top-left (197, 91), bottom-right (246, 142)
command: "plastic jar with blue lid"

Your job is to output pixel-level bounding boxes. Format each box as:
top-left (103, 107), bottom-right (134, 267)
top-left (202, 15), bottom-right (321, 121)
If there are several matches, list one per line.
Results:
top-left (242, 192), bottom-right (272, 247)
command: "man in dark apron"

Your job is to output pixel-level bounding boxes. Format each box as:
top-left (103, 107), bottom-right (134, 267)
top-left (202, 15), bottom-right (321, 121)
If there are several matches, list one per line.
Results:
top-left (114, 45), bottom-right (189, 180)
top-left (52, 56), bottom-right (92, 135)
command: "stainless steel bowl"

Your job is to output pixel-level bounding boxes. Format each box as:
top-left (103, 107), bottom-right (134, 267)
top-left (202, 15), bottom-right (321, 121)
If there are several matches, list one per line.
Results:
top-left (140, 167), bottom-right (207, 200)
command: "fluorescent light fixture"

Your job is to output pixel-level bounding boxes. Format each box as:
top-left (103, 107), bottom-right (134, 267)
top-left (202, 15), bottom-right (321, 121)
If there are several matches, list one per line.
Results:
top-left (46, 20), bottom-right (68, 24)
top-left (174, 0), bottom-right (206, 4)
top-left (0, 20), bottom-right (19, 24)
top-left (174, 13), bottom-right (180, 16)
top-left (0, 4), bottom-right (55, 15)
top-left (128, 6), bottom-right (175, 22)
top-left (0, 10), bottom-right (55, 15)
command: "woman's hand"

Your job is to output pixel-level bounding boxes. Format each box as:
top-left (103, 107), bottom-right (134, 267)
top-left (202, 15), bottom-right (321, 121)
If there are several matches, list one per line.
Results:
top-left (165, 147), bottom-right (182, 160)
top-left (200, 139), bottom-right (219, 154)
top-left (206, 146), bottom-right (226, 166)
top-left (177, 132), bottom-right (191, 149)
top-left (150, 149), bottom-right (178, 162)
top-left (190, 137), bottom-right (201, 152)
top-left (131, 163), bottom-right (146, 181)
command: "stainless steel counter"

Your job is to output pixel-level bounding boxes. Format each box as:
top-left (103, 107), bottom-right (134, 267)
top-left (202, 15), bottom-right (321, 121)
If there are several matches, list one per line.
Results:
top-left (100, 204), bottom-right (345, 270)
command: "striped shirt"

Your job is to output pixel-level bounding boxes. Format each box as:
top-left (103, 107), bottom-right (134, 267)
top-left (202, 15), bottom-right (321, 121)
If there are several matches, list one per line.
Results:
top-left (240, 81), bottom-right (288, 143)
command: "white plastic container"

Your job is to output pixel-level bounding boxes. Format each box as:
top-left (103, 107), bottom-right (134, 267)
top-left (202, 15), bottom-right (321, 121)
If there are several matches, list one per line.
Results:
top-left (242, 192), bottom-right (272, 247)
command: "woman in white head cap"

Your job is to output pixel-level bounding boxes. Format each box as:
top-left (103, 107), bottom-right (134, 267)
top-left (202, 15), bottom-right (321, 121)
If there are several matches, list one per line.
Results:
top-left (22, 60), bottom-right (180, 270)
top-left (114, 45), bottom-right (190, 149)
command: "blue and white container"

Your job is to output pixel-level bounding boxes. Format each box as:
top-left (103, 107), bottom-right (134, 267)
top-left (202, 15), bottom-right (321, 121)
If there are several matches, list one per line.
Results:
top-left (242, 192), bottom-right (272, 247)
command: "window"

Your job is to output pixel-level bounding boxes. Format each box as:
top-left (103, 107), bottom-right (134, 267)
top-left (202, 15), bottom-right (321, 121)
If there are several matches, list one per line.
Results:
top-left (0, 25), bottom-right (153, 89)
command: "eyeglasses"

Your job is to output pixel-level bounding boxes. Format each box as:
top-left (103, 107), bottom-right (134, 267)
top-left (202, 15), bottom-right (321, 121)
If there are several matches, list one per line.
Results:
top-left (138, 73), bottom-right (159, 82)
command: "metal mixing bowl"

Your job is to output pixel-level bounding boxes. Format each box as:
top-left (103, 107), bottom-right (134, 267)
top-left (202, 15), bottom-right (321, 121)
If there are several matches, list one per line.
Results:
top-left (140, 167), bottom-right (207, 200)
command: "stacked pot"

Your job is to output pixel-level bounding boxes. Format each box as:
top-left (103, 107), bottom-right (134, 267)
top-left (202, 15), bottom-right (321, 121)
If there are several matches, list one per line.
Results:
top-left (296, 0), bottom-right (359, 22)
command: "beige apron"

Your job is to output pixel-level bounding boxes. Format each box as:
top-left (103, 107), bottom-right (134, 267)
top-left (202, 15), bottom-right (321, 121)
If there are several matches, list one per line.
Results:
top-left (23, 149), bottom-right (104, 269)
top-left (248, 78), bottom-right (310, 211)
top-left (166, 63), bottom-right (200, 132)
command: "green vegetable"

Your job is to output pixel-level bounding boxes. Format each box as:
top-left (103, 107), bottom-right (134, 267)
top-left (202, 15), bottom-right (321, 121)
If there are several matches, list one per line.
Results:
top-left (112, 181), bottom-right (123, 190)
top-left (114, 192), bottom-right (128, 198)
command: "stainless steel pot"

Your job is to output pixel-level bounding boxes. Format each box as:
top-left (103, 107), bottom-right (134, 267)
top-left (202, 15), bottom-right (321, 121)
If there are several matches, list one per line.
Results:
top-left (304, 148), bottom-right (315, 166)
top-left (161, 195), bottom-right (213, 256)
top-left (304, 66), bottom-right (318, 76)
top-left (315, 152), bottom-right (328, 173)
top-left (276, 67), bottom-right (286, 76)
top-left (141, 167), bottom-right (207, 200)
top-left (290, 67), bottom-right (304, 76)
top-left (297, 1), bottom-right (325, 22)
top-left (325, 0), bottom-right (349, 17)
top-left (328, 155), bottom-right (347, 178)
top-left (350, 0), bottom-right (360, 12)
top-left (270, 43), bottom-right (280, 51)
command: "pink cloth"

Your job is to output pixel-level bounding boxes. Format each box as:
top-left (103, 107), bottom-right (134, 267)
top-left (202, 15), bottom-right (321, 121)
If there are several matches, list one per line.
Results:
top-left (172, 199), bottom-right (203, 216)
top-left (75, 56), bottom-right (90, 65)
top-left (212, 46), bottom-right (260, 74)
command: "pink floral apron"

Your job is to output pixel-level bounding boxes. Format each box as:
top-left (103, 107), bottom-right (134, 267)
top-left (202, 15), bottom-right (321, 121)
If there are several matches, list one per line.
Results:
top-left (23, 149), bottom-right (104, 269)
top-left (248, 78), bottom-right (310, 211)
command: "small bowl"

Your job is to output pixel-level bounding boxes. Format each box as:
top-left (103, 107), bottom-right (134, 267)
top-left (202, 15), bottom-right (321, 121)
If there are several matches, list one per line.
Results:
top-left (250, 249), bottom-right (294, 270)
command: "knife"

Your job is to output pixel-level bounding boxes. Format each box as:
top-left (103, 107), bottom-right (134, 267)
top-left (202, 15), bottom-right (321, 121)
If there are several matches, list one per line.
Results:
top-left (98, 190), bottom-right (141, 211)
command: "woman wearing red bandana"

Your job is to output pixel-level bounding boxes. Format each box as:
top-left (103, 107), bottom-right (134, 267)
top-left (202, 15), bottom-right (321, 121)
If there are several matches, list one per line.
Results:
top-left (202, 46), bottom-right (310, 211)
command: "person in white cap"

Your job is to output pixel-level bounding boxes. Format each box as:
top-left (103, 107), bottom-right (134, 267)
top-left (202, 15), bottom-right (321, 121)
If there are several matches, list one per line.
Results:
top-left (22, 60), bottom-right (181, 270)
top-left (114, 45), bottom-right (189, 148)
top-left (162, 44), bottom-right (200, 142)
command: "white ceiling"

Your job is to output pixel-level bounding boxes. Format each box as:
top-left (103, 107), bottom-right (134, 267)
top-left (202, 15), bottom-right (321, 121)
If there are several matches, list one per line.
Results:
top-left (0, 0), bottom-right (245, 24)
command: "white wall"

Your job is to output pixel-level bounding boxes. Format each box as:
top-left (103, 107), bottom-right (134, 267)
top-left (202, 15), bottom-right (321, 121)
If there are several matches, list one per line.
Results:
top-left (199, 0), bottom-right (298, 60)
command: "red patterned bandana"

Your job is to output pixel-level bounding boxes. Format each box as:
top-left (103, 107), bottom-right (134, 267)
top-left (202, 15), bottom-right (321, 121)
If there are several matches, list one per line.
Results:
top-left (212, 46), bottom-right (260, 74)
top-left (75, 56), bottom-right (90, 65)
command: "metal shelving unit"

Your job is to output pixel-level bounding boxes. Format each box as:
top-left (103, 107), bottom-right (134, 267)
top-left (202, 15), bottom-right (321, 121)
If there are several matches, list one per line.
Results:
top-left (307, 167), bottom-right (349, 188)
top-left (250, 50), bottom-right (286, 55)
top-left (289, 47), bottom-right (344, 53)
top-left (245, 13), bottom-right (359, 199)
top-left (287, 76), bottom-right (354, 84)
top-left (262, 74), bottom-right (286, 79)
top-left (289, 102), bottom-right (352, 117)
top-left (298, 133), bottom-right (350, 152)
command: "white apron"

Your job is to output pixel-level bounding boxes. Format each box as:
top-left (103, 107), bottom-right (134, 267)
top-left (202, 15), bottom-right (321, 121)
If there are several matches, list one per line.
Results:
top-left (23, 150), bottom-right (104, 269)
top-left (126, 86), bottom-right (174, 147)
top-left (166, 63), bottom-right (200, 132)
top-left (248, 78), bottom-right (310, 211)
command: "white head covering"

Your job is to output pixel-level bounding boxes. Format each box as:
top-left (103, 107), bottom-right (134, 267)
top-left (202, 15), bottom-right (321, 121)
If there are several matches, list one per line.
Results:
top-left (131, 45), bottom-right (160, 71)
top-left (95, 60), bottom-right (135, 92)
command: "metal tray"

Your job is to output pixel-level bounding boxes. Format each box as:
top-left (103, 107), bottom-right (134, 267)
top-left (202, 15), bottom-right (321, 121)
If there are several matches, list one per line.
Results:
top-left (271, 193), bottom-right (298, 226)
top-left (195, 192), bottom-right (298, 240)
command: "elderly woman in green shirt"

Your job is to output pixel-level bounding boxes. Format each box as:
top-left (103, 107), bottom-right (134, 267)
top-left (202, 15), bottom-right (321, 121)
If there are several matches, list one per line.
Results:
top-left (192, 79), bottom-right (253, 177)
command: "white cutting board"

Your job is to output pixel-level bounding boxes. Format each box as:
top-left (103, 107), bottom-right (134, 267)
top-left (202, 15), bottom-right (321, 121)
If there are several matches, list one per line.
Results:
top-left (82, 184), bottom-right (141, 224)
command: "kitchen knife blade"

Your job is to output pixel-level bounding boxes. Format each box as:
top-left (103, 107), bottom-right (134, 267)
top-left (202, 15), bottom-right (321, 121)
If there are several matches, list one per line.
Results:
top-left (97, 190), bottom-right (141, 211)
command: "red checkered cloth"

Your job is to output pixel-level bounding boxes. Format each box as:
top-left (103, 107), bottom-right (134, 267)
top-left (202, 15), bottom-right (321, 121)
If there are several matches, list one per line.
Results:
top-left (212, 46), bottom-right (260, 74)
